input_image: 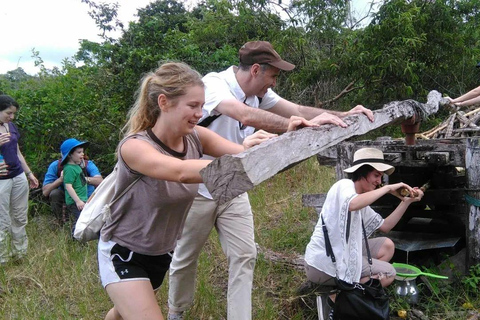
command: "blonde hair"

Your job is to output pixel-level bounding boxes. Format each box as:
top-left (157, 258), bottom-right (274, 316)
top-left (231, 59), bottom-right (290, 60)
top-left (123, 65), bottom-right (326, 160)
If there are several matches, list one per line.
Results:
top-left (122, 62), bottom-right (204, 137)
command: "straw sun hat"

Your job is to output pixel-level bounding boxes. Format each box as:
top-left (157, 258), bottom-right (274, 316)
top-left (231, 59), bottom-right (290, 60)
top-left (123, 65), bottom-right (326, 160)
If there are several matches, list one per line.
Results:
top-left (343, 148), bottom-right (395, 176)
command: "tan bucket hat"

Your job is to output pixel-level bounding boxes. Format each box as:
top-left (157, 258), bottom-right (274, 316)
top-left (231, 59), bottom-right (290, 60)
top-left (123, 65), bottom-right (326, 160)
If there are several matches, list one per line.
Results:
top-left (343, 148), bottom-right (395, 175)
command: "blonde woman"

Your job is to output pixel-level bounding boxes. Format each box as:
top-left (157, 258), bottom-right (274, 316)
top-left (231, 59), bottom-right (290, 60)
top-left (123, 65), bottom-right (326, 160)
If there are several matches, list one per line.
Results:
top-left (97, 62), bottom-right (312, 320)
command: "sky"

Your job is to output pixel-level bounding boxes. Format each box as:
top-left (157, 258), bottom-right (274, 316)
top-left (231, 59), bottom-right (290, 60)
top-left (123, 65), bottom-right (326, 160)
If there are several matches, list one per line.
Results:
top-left (0, 0), bottom-right (378, 75)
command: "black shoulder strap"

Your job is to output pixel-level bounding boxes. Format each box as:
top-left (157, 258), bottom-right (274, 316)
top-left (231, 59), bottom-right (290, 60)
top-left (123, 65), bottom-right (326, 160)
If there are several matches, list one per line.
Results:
top-left (197, 114), bottom-right (221, 127)
top-left (346, 211), bottom-right (351, 243)
top-left (321, 215), bottom-right (336, 263)
top-left (198, 96), bottom-right (262, 128)
top-left (321, 211), bottom-right (351, 264)
top-left (362, 219), bottom-right (373, 266)
top-left (322, 212), bottom-right (372, 267)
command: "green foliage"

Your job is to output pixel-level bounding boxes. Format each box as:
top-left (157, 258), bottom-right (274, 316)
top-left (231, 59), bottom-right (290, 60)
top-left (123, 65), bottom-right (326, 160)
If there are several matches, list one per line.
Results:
top-left (341, 0), bottom-right (480, 106)
top-left (2, 0), bottom-right (480, 187)
top-left (2, 62), bottom-right (124, 177)
top-left (462, 264), bottom-right (480, 293)
top-left (2, 0), bottom-right (480, 182)
top-left (290, 0), bottom-right (350, 34)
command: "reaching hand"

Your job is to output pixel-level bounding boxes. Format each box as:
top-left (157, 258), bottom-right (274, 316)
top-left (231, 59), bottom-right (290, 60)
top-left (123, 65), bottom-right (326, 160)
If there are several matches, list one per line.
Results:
top-left (388, 183), bottom-right (423, 202)
top-left (445, 96), bottom-right (454, 103)
top-left (242, 130), bottom-right (277, 149)
top-left (310, 113), bottom-right (347, 128)
top-left (347, 105), bottom-right (374, 122)
top-left (287, 116), bottom-right (319, 132)
top-left (402, 187), bottom-right (424, 204)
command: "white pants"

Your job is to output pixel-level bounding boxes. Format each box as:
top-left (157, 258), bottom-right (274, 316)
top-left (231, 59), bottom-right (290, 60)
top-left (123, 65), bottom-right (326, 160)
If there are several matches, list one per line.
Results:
top-left (168, 193), bottom-right (256, 320)
top-left (0, 173), bottom-right (29, 263)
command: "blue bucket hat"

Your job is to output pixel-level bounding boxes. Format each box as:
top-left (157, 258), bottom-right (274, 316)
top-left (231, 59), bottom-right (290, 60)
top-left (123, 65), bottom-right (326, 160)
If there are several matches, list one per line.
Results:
top-left (60, 138), bottom-right (89, 165)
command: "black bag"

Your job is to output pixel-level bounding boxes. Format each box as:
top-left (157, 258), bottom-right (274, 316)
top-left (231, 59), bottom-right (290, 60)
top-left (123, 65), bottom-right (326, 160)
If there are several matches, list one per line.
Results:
top-left (321, 214), bottom-right (390, 320)
top-left (333, 278), bottom-right (390, 320)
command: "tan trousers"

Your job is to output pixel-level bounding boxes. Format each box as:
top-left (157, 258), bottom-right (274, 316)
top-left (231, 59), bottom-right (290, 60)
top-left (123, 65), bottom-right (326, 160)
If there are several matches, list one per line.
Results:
top-left (0, 173), bottom-right (29, 263)
top-left (169, 193), bottom-right (256, 320)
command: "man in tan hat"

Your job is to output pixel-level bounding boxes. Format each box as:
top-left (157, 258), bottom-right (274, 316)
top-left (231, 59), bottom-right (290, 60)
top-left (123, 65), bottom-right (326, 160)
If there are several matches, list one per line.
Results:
top-left (168, 41), bottom-right (374, 320)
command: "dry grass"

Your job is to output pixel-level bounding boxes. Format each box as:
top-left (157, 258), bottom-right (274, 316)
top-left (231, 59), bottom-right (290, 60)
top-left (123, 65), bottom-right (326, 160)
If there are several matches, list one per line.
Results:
top-left (1, 157), bottom-right (478, 319)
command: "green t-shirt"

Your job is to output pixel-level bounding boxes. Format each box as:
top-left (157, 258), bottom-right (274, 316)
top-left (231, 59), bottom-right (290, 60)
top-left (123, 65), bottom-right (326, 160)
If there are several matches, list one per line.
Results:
top-left (63, 163), bottom-right (88, 205)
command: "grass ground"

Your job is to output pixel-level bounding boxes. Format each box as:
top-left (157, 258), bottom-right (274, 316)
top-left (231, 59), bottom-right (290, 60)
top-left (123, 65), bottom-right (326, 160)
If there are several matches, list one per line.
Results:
top-left (0, 157), bottom-right (478, 319)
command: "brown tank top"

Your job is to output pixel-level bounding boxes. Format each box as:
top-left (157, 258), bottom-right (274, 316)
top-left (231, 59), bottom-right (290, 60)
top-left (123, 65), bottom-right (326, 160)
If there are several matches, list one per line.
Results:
top-left (100, 129), bottom-right (203, 255)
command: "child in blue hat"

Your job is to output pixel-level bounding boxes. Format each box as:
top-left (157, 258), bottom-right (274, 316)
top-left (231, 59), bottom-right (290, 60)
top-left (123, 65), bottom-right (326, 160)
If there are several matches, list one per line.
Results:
top-left (60, 138), bottom-right (89, 232)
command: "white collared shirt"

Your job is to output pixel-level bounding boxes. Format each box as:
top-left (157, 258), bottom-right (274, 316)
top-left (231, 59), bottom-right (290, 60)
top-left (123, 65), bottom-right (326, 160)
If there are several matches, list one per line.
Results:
top-left (198, 66), bottom-right (281, 199)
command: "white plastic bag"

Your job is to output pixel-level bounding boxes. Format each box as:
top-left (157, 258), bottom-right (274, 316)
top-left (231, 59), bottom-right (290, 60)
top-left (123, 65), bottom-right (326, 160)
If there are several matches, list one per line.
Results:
top-left (73, 167), bottom-right (140, 242)
top-left (73, 169), bottom-right (118, 242)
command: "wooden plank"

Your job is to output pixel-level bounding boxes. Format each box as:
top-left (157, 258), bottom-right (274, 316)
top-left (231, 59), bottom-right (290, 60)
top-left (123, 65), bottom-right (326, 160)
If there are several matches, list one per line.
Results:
top-left (201, 91), bottom-right (446, 205)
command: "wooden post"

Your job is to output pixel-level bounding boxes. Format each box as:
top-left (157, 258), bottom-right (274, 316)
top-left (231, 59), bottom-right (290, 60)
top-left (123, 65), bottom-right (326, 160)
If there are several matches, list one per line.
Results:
top-left (335, 142), bottom-right (355, 180)
top-left (466, 137), bottom-right (480, 267)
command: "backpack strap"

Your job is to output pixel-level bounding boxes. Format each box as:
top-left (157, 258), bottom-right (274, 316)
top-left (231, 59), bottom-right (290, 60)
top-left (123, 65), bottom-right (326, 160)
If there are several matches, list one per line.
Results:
top-left (57, 159), bottom-right (62, 178)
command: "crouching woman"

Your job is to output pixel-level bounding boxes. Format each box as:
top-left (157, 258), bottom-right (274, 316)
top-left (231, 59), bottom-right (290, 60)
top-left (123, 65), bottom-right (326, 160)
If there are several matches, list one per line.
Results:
top-left (304, 148), bottom-right (424, 318)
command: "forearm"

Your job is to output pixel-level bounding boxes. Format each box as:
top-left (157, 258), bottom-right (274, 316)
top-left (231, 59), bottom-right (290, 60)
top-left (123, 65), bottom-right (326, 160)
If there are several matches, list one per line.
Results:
top-left (17, 147), bottom-right (32, 174)
top-left (122, 139), bottom-right (213, 183)
top-left (455, 95), bottom-right (480, 107)
top-left (241, 108), bottom-right (290, 133)
top-left (299, 105), bottom-right (346, 119)
top-left (87, 175), bottom-right (103, 187)
top-left (174, 159), bottom-right (212, 184)
top-left (349, 187), bottom-right (389, 211)
top-left (451, 87), bottom-right (480, 103)
top-left (380, 201), bottom-right (410, 232)
top-left (270, 102), bottom-right (345, 121)
top-left (42, 178), bottom-right (63, 197)
top-left (217, 99), bottom-right (290, 133)
top-left (17, 147), bottom-right (38, 188)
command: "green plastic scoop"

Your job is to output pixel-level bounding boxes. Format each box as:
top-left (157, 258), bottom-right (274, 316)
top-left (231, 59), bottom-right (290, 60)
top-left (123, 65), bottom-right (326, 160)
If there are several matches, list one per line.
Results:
top-left (392, 263), bottom-right (448, 280)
